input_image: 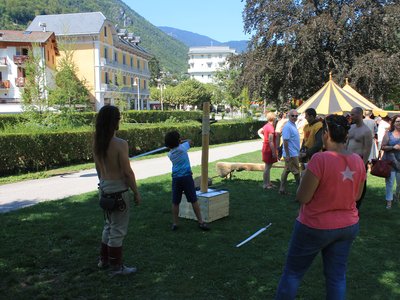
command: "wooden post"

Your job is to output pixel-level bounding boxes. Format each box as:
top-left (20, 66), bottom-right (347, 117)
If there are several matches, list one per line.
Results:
top-left (201, 102), bottom-right (210, 193)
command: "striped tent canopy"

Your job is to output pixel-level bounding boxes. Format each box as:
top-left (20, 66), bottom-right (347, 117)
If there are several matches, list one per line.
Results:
top-left (342, 79), bottom-right (400, 117)
top-left (297, 75), bottom-right (378, 115)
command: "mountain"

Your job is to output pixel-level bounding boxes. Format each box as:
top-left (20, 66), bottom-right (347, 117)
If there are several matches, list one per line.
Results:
top-left (158, 26), bottom-right (249, 53)
top-left (0, 0), bottom-right (188, 73)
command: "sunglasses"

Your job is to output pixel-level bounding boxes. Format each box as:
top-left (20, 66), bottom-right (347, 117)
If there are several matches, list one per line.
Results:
top-left (290, 115), bottom-right (299, 117)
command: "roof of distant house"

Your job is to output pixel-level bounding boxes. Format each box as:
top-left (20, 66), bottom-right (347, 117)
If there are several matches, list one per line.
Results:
top-left (0, 30), bottom-right (55, 43)
top-left (188, 46), bottom-right (236, 54)
top-left (26, 12), bottom-right (107, 36)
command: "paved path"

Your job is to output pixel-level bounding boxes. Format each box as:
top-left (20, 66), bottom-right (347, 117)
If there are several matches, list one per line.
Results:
top-left (0, 141), bottom-right (261, 213)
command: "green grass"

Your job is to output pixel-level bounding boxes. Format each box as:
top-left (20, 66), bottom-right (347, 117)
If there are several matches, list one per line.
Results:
top-left (0, 151), bottom-right (399, 299)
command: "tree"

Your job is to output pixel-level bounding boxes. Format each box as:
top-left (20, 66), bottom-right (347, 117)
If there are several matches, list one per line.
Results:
top-left (148, 57), bottom-right (161, 87)
top-left (173, 80), bottom-right (212, 109)
top-left (48, 50), bottom-right (90, 113)
top-left (22, 44), bottom-right (49, 114)
top-left (240, 0), bottom-right (400, 108)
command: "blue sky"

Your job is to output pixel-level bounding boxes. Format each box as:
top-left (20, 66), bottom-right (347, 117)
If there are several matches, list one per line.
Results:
top-left (124, 0), bottom-right (251, 42)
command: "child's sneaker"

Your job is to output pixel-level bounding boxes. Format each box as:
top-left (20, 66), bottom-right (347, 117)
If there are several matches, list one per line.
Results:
top-left (199, 222), bottom-right (210, 231)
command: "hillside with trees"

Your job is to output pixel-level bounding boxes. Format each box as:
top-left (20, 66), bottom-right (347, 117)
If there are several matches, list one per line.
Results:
top-left (0, 0), bottom-right (188, 74)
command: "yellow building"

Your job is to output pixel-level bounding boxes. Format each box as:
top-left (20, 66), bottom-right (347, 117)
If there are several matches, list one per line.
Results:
top-left (27, 12), bottom-right (152, 111)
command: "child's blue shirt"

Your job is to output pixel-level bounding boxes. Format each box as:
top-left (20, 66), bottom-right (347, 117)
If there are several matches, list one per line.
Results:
top-left (168, 141), bottom-right (192, 178)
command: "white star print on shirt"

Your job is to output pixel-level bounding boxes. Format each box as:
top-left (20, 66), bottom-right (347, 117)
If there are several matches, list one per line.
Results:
top-left (341, 166), bottom-right (355, 181)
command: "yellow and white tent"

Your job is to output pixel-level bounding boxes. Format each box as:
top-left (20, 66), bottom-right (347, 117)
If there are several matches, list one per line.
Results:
top-left (297, 75), bottom-right (378, 115)
top-left (342, 79), bottom-right (398, 117)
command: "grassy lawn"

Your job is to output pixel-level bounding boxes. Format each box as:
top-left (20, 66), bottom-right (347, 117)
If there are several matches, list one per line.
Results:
top-left (0, 151), bottom-right (399, 299)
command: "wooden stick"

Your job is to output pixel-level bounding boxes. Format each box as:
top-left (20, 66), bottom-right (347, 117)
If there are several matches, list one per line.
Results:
top-left (201, 102), bottom-right (210, 193)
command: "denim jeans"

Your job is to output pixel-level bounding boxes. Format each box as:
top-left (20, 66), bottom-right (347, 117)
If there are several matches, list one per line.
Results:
top-left (385, 171), bottom-right (400, 201)
top-left (275, 221), bottom-right (359, 300)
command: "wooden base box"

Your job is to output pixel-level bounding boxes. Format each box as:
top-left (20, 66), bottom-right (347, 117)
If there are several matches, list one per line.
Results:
top-left (179, 189), bottom-right (229, 223)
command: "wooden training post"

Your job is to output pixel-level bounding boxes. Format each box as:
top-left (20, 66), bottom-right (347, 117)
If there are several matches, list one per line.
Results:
top-left (201, 102), bottom-right (210, 193)
top-left (179, 101), bottom-right (230, 223)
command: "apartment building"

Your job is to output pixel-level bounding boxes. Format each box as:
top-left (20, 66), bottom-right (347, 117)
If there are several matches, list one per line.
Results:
top-left (0, 30), bottom-right (59, 111)
top-left (27, 12), bottom-right (152, 111)
top-left (187, 46), bottom-right (236, 84)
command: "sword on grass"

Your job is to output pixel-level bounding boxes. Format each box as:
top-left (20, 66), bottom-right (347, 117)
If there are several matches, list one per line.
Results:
top-left (236, 223), bottom-right (272, 248)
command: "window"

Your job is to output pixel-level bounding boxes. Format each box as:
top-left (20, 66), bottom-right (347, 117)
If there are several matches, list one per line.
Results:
top-left (130, 77), bottom-right (134, 86)
top-left (201, 55), bottom-right (204, 58)
top-left (104, 47), bottom-right (108, 60)
top-left (52, 55), bottom-right (54, 64)
top-left (114, 75), bottom-right (118, 86)
top-left (105, 72), bottom-right (109, 84)
top-left (0, 72), bottom-right (2, 81)
top-left (104, 26), bottom-right (107, 37)
top-left (114, 51), bottom-right (118, 62)
top-left (144, 80), bottom-right (147, 89)
top-left (137, 59), bottom-right (140, 69)
top-left (207, 63), bottom-right (212, 68)
top-left (122, 54), bottom-right (126, 65)
top-left (130, 57), bottom-right (133, 67)
top-left (47, 50), bottom-right (50, 61)
top-left (123, 76), bottom-right (126, 85)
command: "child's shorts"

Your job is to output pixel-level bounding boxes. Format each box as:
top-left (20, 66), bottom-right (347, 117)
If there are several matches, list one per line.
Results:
top-left (172, 175), bottom-right (197, 204)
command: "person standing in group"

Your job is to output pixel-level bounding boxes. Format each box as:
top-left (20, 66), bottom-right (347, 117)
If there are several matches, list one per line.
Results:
top-left (275, 115), bottom-right (366, 300)
top-left (377, 116), bottom-right (391, 154)
top-left (164, 131), bottom-right (210, 231)
top-left (94, 105), bottom-right (142, 276)
top-left (381, 115), bottom-right (400, 209)
top-left (363, 110), bottom-right (378, 163)
top-left (299, 108), bottom-right (323, 170)
top-left (258, 112), bottom-right (278, 189)
top-left (346, 107), bottom-right (372, 210)
top-left (279, 109), bottom-right (301, 195)
top-left (275, 112), bottom-right (288, 160)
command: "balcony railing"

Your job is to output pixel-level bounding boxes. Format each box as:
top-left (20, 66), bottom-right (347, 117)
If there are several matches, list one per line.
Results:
top-left (0, 80), bottom-right (11, 89)
top-left (0, 57), bottom-right (7, 66)
top-left (15, 77), bottom-right (25, 87)
top-left (13, 55), bottom-right (29, 65)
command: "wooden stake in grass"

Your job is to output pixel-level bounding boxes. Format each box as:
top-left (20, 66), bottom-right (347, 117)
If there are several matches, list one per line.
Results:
top-left (201, 102), bottom-right (210, 193)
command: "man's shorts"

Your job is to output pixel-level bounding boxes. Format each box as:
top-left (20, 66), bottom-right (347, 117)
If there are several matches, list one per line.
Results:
top-left (172, 175), bottom-right (197, 205)
top-left (284, 156), bottom-right (300, 175)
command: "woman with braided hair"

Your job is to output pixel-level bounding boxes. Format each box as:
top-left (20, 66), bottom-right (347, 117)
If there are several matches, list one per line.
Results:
top-left (275, 115), bottom-right (366, 299)
top-left (94, 105), bottom-right (142, 276)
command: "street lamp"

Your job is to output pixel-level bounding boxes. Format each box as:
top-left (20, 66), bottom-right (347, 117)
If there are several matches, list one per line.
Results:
top-left (133, 77), bottom-right (140, 110)
top-left (157, 80), bottom-right (166, 111)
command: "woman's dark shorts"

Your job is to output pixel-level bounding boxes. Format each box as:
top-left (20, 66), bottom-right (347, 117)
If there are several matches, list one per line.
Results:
top-left (172, 175), bottom-right (197, 204)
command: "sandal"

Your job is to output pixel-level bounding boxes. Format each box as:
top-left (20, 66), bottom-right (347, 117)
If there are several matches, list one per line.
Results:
top-left (199, 222), bottom-right (210, 231)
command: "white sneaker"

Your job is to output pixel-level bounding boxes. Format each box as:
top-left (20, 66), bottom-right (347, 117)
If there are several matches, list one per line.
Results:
top-left (110, 265), bottom-right (137, 276)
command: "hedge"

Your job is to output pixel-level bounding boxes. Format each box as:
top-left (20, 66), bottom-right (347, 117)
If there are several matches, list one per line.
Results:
top-left (0, 110), bottom-right (202, 129)
top-left (0, 120), bottom-right (264, 175)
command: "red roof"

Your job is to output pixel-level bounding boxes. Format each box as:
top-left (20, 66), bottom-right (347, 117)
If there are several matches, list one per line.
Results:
top-left (0, 30), bottom-right (55, 43)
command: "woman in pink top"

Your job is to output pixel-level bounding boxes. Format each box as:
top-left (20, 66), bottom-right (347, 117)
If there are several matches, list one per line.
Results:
top-left (258, 112), bottom-right (277, 189)
top-left (275, 115), bottom-right (366, 300)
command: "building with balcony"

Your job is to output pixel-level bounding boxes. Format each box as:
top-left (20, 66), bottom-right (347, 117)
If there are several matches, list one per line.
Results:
top-left (187, 46), bottom-right (236, 84)
top-left (27, 12), bottom-right (152, 111)
top-left (0, 30), bottom-right (59, 109)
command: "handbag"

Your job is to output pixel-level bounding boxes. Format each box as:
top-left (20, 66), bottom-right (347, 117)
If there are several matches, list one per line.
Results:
top-left (370, 154), bottom-right (392, 178)
top-left (99, 189), bottom-right (128, 211)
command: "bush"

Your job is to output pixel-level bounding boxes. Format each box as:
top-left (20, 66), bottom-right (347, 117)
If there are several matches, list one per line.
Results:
top-left (0, 110), bottom-right (202, 130)
top-left (0, 120), bottom-right (264, 175)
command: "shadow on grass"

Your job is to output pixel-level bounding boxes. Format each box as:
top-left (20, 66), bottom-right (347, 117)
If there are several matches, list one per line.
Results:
top-left (0, 169), bottom-right (399, 299)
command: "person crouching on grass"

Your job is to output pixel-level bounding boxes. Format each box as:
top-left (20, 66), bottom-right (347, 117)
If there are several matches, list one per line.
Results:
top-left (164, 131), bottom-right (210, 231)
